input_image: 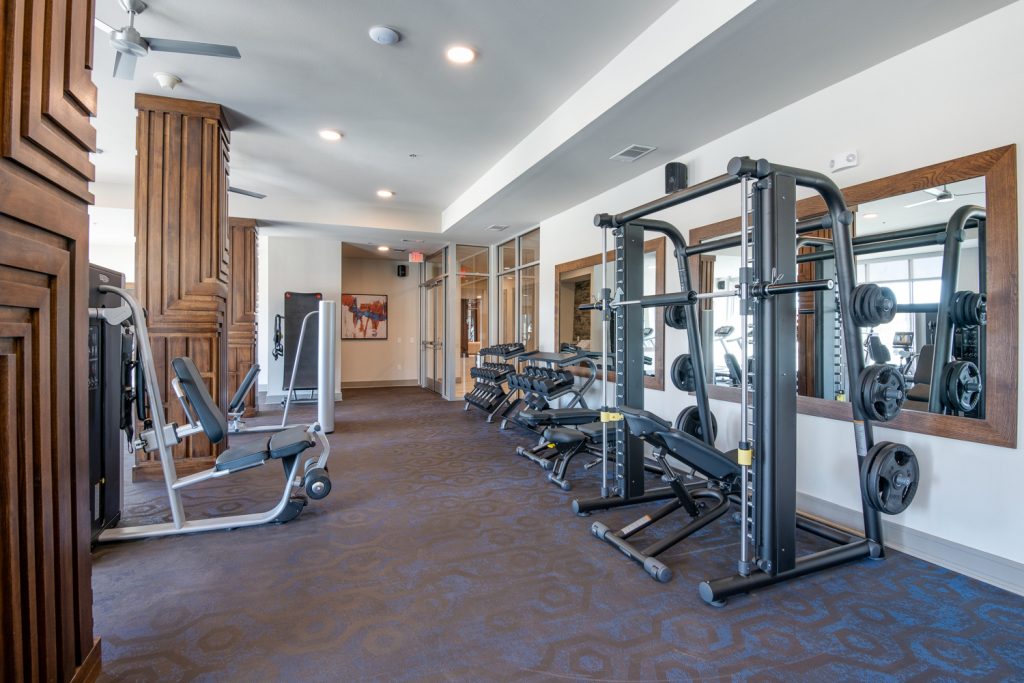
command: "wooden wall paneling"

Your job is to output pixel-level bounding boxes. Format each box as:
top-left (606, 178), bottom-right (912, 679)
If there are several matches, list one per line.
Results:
top-left (133, 94), bottom-right (231, 475)
top-left (0, 0), bottom-right (99, 679)
top-left (227, 218), bottom-right (258, 416)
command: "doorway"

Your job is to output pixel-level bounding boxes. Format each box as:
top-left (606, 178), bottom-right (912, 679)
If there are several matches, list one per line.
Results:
top-left (422, 276), bottom-right (446, 395)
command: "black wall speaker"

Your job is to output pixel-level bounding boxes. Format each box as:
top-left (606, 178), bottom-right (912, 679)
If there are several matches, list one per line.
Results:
top-left (665, 161), bottom-right (688, 194)
top-left (397, 264), bottom-right (408, 278)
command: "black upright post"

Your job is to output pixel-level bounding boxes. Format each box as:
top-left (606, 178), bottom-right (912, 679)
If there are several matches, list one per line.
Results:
top-left (616, 223), bottom-right (646, 498)
top-left (753, 173), bottom-right (798, 576)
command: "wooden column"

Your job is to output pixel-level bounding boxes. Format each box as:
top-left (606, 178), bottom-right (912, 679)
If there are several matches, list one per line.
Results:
top-left (227, 218), bottom-right (259, 416)
top-left (134, 94), bottom-right (230, 474)
top-left (0, 1), bottom-right (101, 680)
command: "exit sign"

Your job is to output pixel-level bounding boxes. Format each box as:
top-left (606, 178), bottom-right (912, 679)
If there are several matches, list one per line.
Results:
top-left (408, 251), bottom-right (424, 263)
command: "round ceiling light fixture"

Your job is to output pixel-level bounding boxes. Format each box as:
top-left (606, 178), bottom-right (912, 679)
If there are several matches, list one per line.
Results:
top-left (376, 189), bottom-right (395, 198)
top-left (377, 245), bottom-right (390, 252)
top-left (368, 25), bottom-right (401, 45)
top-left (319, 129), bottom-right (343, 142)
top-left (446, 45), bottom-right (476, 64)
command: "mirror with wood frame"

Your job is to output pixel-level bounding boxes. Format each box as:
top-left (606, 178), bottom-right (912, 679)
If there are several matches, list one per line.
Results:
top-left (690, 146), bottom-right (1016, 447)
top-left (555, 237), bottom-right (666, 390)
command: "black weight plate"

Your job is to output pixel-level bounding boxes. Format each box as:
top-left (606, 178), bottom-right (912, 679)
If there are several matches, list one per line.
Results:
top-left (676, 405), bottom-right (718, 441)
top-left (941, 360), bottom-right (982, 412)
top-left (857, 364), bottom-right (906, 422)
top-left (665, 304), bottom-right (688, 330)
top-left (861, 441), bottom-right (919, 515)
top-left (671, 354), bottom-right (696, 392)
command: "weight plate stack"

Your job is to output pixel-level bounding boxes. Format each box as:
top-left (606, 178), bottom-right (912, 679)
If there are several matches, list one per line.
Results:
top-left (856, 364), bottom-right (906, 422)
top-left (860, 441), bottom-right (919, 515)
top-left (665, 304), bottom-right (688, 330)
top-left (671, 354), bottom-right (696, 392)
top-left (675, 405), bottom-right (718, 441)
top-left (940, 360), bottom-right (982, 413)
top-left (850, 283), bottom-right (897, 328)
top-left (950, 290), bottom-right (987, 328)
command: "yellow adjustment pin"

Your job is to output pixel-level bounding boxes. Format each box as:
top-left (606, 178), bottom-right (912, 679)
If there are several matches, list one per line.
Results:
top-left (738, 448), bottom-right (753, 466)
top-left (600, 411), bottom-right (623, 423)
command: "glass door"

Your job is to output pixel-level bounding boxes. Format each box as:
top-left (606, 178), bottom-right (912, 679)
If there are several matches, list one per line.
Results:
top-left (422, 277), bottom-right (446, 395)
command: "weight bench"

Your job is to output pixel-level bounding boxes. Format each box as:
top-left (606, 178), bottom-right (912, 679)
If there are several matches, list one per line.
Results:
top-left (515, 408), bottom-right (605, 490)
top-left (591, 406), bottom-right (739, 582)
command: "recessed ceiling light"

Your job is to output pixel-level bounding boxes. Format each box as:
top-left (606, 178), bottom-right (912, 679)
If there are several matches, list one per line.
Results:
top-left (377, 245), bottom-right (390, 252)
top-left (861, 212), bottom-right (879, 219)
top-left (446, 45), bottom-right (476, 64)
top-left (376, 189), bottom-right (395, 198)
top-left (319, 129), bottom-right (343, 142)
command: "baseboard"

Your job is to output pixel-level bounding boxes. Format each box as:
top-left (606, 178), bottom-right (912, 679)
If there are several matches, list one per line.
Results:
top-left (71, 638), bottom-right (102, 683)
top-left (261, 390), bottom-right (344, 404)
top-left (340, 379), bottom-right (420, 389)
top-left (798, 493), bottom-right (1024, 596)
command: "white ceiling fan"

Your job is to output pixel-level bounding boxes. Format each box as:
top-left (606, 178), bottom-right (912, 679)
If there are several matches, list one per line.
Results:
top-left (94, 0), bottom-right (240, 80)
top-left (228, 187), bottom-right (266, 199)
top-left (904, 184), bottom-right (984, 209)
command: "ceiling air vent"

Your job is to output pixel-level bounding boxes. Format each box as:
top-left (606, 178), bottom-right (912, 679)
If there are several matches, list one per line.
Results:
top-left (486, 224), bottom-right (510, 232)
top-left (610, 144), bottom-right (656, 162)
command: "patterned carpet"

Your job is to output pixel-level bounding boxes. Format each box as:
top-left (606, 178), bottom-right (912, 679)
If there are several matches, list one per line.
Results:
top-left (92, 387), bottom-right (1024, 682)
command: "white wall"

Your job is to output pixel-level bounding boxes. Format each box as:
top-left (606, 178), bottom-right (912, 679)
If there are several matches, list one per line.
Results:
top-left (258, 235), bottom-right (343, 401)
top-left (88, 206), bottom-right (135, 281)
top-left (340, 257), bottom-right (420, 385)
top-left (538, 2), bottom-right (1024, 568)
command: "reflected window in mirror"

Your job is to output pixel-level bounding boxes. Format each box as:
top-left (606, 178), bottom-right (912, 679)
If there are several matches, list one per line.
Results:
top-left (554, 238), bottom-right (666, 390)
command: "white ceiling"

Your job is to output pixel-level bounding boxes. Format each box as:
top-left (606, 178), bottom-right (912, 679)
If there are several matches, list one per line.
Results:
top-left (90, 0), bottom-right (1014, 247)
top-left (91, 0), bottom-right (676, 232)
top-left (857, 177), bottom-right (986, 235)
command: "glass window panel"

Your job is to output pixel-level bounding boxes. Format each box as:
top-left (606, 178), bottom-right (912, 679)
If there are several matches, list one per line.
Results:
top-left (867, 259), bottom-right (908, 281)
top-left (912, 279), bottom-right (942, 304)
top-left (499, 240), bottom-right (516, 272)
top-left (912, 255), bottom-right (943, 279)
top-left (886, 281), bottom-right (911, 308)
top-left (856, 263), bottom-right (866, 282)
top-left (519, 228), bottom-right (540, 265)
top-left (426, 248), bottom-right (446, 279)
top-left (459, 275), bottom-right (488, 351)
top-left (519, 265), bottom-right (539, 351)
top-left (498, 272), bottom-right (516, 343)
top-left (456, 245), bottom-right (489, 274)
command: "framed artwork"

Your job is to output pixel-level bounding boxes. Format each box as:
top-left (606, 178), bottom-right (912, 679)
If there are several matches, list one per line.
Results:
top-left (341, 293), bottom-right (388, 339)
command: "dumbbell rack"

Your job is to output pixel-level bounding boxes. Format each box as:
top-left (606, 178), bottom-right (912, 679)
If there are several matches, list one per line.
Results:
top-left (463, 343), bottom-right (524, 420)
top-left (499, 350), bottom-right (597, 431)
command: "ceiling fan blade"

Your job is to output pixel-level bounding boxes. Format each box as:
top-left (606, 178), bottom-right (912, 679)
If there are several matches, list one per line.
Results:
top-left (94, 18), bottom-right (115, 35)
top-left (904, 198), bottom-right (935, 209)
top-left (923, 187), bottom-right (943, 196)
top-left (228, 186), bottom-right (266, 199)
top-left (112, 51), bottom-right (137, 80)
top-left (145, 37), bottom-right (240, 58)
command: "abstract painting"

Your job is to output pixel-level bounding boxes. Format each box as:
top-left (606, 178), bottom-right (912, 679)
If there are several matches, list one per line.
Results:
top-left (341, 293), bottom-right (388, 339)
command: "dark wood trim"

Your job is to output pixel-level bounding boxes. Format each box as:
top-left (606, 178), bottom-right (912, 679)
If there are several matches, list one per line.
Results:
top-left (134, 93), bottom-right (231, 131)
top-left (554, 237), bottom-right (666, 391)
top-left (694, 145), bottom-right (1018, 448)
top-left (69, 639), bottom-right (101, 683)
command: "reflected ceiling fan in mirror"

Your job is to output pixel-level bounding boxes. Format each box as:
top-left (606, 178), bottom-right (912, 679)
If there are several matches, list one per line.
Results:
top-left (904, 184), bottom-right (984, 208)
top-left (95, 0), bottom-right (241, 80)
top-left (228, 187), bottom-right (266, 199)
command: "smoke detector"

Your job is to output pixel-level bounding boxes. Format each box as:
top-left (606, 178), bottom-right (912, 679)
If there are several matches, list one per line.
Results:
top-left (368, 26), bottom-right (401, 45)
top-left (153, 71), bottom-right (181, 90)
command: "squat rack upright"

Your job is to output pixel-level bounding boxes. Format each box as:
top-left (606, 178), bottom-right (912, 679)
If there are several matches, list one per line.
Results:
top-left (588, 156), bottom-right (889, 603)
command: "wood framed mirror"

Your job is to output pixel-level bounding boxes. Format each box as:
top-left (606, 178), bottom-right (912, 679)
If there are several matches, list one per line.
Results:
top-left (691, 145), bottom-right (1017, 447)
top-left (555, 237), bottom-right (666, 390)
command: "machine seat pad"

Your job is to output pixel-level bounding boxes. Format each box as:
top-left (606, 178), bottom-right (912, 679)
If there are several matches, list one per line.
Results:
top-left (618, 406), bottom-right (671, 437)
top-left (215, 441), bottom-right (269, 472)
top-left (577, 422), bottom-right (606, 440)
top-left (520, 408), bottom-right (601, 427)
top-left (269, 425), bottom-right (315, 459)
top-left (543, 427), bottom-right (588, 445)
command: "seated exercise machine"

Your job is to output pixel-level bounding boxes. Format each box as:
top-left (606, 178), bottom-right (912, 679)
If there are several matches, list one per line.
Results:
top-left (228, 301), bottom-right (337, 434)
top-left (89, 286), bottom-right (336, 541)
top-left (584, 157), bottom-right (924, 604)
